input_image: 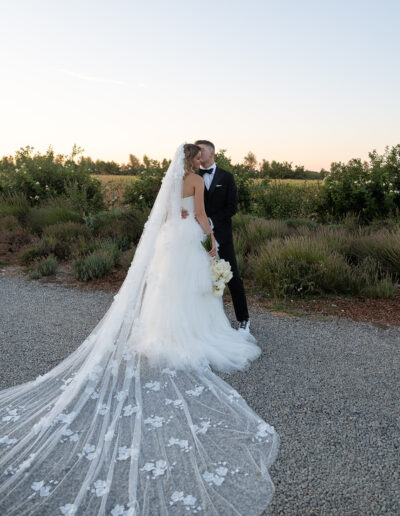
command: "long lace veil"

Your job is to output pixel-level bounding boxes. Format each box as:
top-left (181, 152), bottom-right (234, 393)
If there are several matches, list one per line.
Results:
top-left (0, 142), bottom-right (279, 515)
top-left (0, 142), bottom-right (187, 404)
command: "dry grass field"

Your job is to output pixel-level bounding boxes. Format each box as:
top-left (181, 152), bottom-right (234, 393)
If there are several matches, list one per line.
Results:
top-left (93, 175), bottom-right (138, 207)
top-left (93, 174), bottom-right (322, 207)
top-left (94, 175), bottom-right (321, 186)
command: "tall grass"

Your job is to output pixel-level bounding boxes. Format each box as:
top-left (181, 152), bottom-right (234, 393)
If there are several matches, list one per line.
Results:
top-left (346, 228), bottom-right (400, 279)
top-left (249, 235), bottom-right (354, 297)
top-left (247, 225), bottom-right (399, 299)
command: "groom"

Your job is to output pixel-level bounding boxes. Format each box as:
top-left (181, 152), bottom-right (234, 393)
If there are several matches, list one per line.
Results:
top-left (182, 139), bottom-right (250, 333)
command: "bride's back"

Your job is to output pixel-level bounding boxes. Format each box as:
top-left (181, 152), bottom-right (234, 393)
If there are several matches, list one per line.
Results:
top-left (182, 171), bottom-right (197, 198)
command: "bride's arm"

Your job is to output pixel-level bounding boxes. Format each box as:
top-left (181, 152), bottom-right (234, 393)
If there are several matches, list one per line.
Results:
top-left (193, 177), bottom-right (217, 256)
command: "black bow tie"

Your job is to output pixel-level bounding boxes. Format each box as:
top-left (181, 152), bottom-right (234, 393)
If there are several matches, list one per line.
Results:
top-left (199, 168), bottom-right (214, 177)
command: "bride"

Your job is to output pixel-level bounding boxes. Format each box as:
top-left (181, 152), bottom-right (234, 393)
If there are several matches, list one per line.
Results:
top-left (0, 143), bottom-right (279, 515)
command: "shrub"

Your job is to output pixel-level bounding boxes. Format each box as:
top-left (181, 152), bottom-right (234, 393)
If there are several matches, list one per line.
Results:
top-left (0, 215), bottom-right (20, 232)
top-left (345, 228), bottom-right (400, 279)
top-left (120, 245), bottom-right (136, 270)
top-left (232, 165), bottom-right (254, 212)
top-left (122, 165), bottom-right (167, 210)
top-left (363, 278), bottom-right (397, 299)
top-left (284, 218), bottom-right (319, 230)
top-left (42, 221), bottom-right (92, 242)
top-left (238, 219), bottom-right (291, 256)
top-left (28, 269), bottom-right (41, 280)
top-left (249, 235), bottom-right (354, 298)
top-left (72, 239), bottom-right (122, 281)
top-left (254, 180), bottom-right (322, 219)
top-left (37, 254), bottom-right (58, 276)
top-left (319, 144), bottom-right (400, 223)
top-left (233, 231), bottom-right (248, 258)
top-left (20, 234), bottom-right (72, 263)
top-left (0, 192), bottom-right (31, 223)
top-left (235, 251), bottom-right (247, 278)
top-left (352, 256), bottom-right (397, 299)
top-left (0, 145), bottom-right (106, 213)
top-left (26, 206), bottom-right (81, 235)
top-left (232, 212), bottom-right (255, 231)
top-left (83, 207), bottom-right (147, 246)
top-left (73, 250), bottom-right (115, 281)
top-left (97, 240), bottom-right (122, 266)
top-left (20, 238), bottom-right (55, 265)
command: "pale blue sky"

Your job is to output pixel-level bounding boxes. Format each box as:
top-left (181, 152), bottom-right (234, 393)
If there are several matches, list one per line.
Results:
top-left (1, 0), bottom-right (399, 170)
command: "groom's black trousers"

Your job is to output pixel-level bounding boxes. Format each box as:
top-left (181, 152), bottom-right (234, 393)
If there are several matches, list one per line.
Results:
top-left (217, 240), bottom-right (249, 322)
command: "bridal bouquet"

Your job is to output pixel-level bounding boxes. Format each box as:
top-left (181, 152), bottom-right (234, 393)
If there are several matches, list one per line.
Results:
top-left (210, 257), bottom-right (233, 296)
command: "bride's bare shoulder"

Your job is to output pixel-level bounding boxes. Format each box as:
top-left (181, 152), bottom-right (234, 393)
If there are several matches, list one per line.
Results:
top-left (184, 172), bottom-right (203, 185)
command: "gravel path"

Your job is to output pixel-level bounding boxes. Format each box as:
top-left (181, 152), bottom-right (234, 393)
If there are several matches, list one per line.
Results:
top-left (0, 275), bottom-right (399, 515)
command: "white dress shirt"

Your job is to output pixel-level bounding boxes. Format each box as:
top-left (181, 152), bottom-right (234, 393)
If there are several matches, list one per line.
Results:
top-left (200, 163), bottom-right (217, 191)
top-left (199, 163), bottom-right (217, 232)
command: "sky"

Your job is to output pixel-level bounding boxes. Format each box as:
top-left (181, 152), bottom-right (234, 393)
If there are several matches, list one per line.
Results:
top-left (0, 0), bottom-right (399, 171)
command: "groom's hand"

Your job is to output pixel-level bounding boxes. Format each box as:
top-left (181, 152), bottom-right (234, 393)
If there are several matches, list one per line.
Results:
top-left (181, 209), bottom-right (189, 219)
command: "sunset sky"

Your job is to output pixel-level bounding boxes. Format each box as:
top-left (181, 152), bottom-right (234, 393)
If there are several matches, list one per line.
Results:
top-left (1, 0), bottom-right (399, 171)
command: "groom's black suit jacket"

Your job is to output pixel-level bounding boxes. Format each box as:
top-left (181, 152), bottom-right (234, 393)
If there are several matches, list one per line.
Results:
top-left (197, 166), bottom-right (238, 245)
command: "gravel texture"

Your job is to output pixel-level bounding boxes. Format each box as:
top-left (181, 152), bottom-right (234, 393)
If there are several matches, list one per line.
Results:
top-left (0, 275), bottom-right (399, 515)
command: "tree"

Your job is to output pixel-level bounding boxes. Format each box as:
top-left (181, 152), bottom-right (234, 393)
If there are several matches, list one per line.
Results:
top-left (243, 151), bottom-right (258, 170)
top-left (128, 154), bottom-right (141, 175)
top-left (215, 149), bottom-right (233, 172)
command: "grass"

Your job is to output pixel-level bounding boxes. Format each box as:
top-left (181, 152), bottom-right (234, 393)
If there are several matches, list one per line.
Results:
top-left (252, 178), bottom-right (323, 185)
top-left (95, 175), bottom-right (320, 186)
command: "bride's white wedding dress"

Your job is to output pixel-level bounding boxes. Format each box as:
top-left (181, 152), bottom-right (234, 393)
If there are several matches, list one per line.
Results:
top-left (135, 195), bottom-right (261, 373)
top-left (0, 145), bottom-right (279, 515)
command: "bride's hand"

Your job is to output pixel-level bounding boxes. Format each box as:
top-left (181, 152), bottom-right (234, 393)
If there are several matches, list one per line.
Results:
top-left (208, 235), bottom-right (217, 258)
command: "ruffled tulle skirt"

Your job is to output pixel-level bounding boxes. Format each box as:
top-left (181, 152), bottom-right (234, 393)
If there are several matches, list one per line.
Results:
top-left (130, 216), bottom-right (261, 373)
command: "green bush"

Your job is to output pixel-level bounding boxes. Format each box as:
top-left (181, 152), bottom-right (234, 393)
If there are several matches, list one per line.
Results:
top-left (362, 278), bottom-right (397, 299)
top-left (72, 238), bottom-right (122, 281)
top-left (284, 218), bottom-right (319, 230)
top-left (319, 144), bottom-right (400, 223)
top-left (232, 212), bottom-right (255, 231)
top-left (0, 145), bottom-right (105, 213)
top-left (37, 254), bottom-right (58, 276)
top-left (73, 252), bottom-right (114, 281)
top-left (235, 251), bottom-right (247, 278)
top-left (237, 218), bottom-right (292, 256)
top-left (73, 251), bottom-right (115, 281)
top-left (0, 215), bottom-right (20, 232)
top-left (0, 192), bottom-right (31, 223)
top-left (345, 228), bottom-right (400, 279)
top-left (97, 240), bottom-right (122, 266)
top-left (20, 238), bottom-right (55, 265)
top-left (83, 207), bottom-right (147, 246)
top-left (28, 269), bottom-right (41, 280)
top-left (352, 256), bottom-right (397, 299)
top-left (42, 221), bottom-right (92, 242)
top-left (26, 205), bottom-right (81, 235)
top-left (120, 245), bottom-right (136, 270)
top-left (20, 233), bottom-right (74, 263)
top-left (249, 235), bottom-right (354, 298)
top-left (122, 165), bottom-right (167, 210)
top-left (254, 180), bottom-right (322, 219)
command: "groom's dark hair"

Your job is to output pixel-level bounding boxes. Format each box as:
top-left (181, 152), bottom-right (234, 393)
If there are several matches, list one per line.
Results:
top-left (194, 140), bottom-right (215, 151)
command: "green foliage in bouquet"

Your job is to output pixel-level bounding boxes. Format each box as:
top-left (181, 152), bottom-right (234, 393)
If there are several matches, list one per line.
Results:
top-left (201, 234), bottom-right (213, 252)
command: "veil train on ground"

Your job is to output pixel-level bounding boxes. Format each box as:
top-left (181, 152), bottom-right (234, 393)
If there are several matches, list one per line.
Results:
top-left (0, 143), bottom-right (279, 515)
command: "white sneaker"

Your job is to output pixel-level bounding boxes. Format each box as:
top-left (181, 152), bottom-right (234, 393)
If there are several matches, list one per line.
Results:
top-left (238, 319), bottom-right (250, 334)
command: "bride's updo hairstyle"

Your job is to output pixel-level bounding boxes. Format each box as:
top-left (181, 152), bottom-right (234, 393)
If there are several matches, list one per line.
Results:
top-left (183, 143), bottom-right (201, 176)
